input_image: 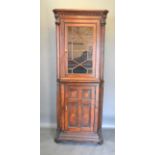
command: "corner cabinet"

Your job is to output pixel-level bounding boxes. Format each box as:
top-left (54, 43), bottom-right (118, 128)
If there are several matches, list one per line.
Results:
top-left (53, 9), bottom-right (108, 144)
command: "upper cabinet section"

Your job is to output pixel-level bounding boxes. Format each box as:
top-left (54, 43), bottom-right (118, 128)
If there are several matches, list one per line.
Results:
top-left (53, 9), bottom-right (108, 82)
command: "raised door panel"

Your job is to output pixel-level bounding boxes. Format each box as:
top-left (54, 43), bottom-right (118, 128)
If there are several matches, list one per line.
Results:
top-left (80, 87), bottom-right (95, 131)
top-left (64, 86), bottom-right (80, 131)
top-left (64, 84), bottom-right (96, 132)
top-left (68, 102), bottom-right (78, 127)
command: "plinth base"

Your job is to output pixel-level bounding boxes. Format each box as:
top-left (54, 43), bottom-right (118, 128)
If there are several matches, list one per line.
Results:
top-left (55, 130), bottom-right (103, 144)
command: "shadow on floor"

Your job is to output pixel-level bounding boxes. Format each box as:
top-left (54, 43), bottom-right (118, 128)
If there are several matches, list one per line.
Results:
top-left (41, 128), bottom-right (115, 155)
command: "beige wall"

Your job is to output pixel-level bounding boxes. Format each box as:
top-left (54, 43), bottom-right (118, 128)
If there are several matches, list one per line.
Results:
top-left (40, 0), bottom-right (115, 127)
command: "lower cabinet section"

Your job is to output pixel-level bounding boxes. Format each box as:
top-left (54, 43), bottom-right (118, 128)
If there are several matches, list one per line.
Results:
top-left (56, 82), bottom-right (103, 144)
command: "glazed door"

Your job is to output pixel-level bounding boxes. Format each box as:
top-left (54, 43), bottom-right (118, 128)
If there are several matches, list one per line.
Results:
top-left (63, 22), bottom-right (99, 79)
top-left (64, 85), bottom-right (96, 132)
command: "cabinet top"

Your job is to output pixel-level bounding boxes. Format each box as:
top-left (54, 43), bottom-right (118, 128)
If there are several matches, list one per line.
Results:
top-left (53, 9), bottom-right (108, 17)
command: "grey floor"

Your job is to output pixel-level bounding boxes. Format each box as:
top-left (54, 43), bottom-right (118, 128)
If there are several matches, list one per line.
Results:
top-left (40, 128), bottom-right (115, 155)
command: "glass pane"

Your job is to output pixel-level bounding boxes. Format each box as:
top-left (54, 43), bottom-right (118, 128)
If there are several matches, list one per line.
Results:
top-left (67, 26), bottom-right (93, 74)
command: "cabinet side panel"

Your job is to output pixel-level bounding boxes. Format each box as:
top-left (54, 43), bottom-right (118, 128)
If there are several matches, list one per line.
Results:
top-left (100, 24), bottom-right (106, 80)
top-left (60, 83), bottom-right (65, 131)
top-left (56, 25), bottom-right (60, 79)
top-left (98, 83), bottom-right (104, 130)
top-left (93, 84), bottom-right (99, 132)
top-left (56, 83), bottom-right (60, 130)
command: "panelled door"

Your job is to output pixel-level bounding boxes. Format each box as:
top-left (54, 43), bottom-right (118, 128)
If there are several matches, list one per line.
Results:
top-left (64, 85), bottom-right (96, 132)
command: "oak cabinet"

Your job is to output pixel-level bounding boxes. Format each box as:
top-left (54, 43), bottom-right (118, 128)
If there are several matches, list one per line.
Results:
top-left (53, 9), bottom-right (108, 144)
